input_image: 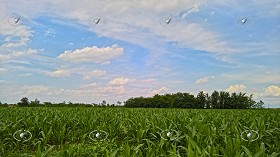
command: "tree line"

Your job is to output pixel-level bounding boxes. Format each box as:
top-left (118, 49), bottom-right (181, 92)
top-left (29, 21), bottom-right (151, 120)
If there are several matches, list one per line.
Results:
top-left (0, 98), bottom-right (122, 107)
top-left (0, 91), bottom-right (264, 109)
top-left (124, 91), bottom-right (265, 109)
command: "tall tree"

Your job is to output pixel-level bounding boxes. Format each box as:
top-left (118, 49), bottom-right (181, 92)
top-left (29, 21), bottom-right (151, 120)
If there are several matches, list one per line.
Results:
top-left (219, 91), bottom-right (230, 109)
top-left (30, 98), bottom-right (40, 106)
top-left (252, 100), bottom-right (265, 108)
top-left (17, 97), bottom-right (30, 107)
top-left (210, 91), bottom-right (219, 109)
top-left (196, 91), bottom-right (207, 108)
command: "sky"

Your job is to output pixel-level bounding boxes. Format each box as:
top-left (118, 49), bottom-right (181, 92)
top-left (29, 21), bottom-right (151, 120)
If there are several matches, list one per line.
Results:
top-left (0, 0), bottom-right (279, 107)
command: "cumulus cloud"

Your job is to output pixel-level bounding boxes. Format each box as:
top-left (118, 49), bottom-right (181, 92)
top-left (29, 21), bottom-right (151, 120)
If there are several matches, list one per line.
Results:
top-left (58, 44), bottom-right (124, 64)
top-left (109, 77), bottom-right (135, 85)
top-left (265, 85), bottom-right (280, 96)
top-left (150, 87), bottom-right (169, 95)
top-left (82, 70), bottom-right (106, 80)
top-left (195, 76), bottom-right (215, 84)
top-left (225, 84), bottom-right (247, 92)
top-left (46, 69), bottom-right (71, 78)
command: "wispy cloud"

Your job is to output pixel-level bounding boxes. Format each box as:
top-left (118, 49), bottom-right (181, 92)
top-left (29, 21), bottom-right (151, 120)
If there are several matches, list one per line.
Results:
top-left (46, 69), bottom-right (71, 78)
top-left (195, 76), bottom-right (215, 84)
top-left (109, 77), bottom-right (135, 86)
top-left (82, 70), bottom-right (106, 80)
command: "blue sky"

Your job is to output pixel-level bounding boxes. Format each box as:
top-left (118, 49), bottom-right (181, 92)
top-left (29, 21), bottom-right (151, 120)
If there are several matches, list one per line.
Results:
top-left (0, 0), bottom-right (279, 107)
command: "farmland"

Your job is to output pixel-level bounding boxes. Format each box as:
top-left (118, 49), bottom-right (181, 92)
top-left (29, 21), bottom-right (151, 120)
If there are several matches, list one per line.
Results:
top-left (0, 107), bottom-right (279, 156)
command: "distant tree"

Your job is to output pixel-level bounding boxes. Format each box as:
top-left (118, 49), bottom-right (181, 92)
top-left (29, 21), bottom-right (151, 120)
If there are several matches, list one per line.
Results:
top-left (230, 92), bottom-right (238, 109)
top-left (252, 100), bottom-right (265, 108)
top-left (0, 102), bottom-right (8, 107)
top-left (117, 101), bottom-right (122, 106)
top-left (30, 98), bottom-right (40, 106)
top-left (17, 97), bottom-right (30, 107)
top-left (205, 93), bottom-right (211, 108)
top-left (196, 91), bottom-right (207, 108)
top-left (247, 94), bottom-right (256, 108)
top-left (43, 102), bottom-right (52, 106)
top-left (210, 91), bottom-right (219, 109)
top-left (101, 100), bottom-right (106, 106)
top-left (171, 92), bottom-right (195, 108)
top-left (124, 91), bottom-right (262, 109)
top-left (218, 91), bottom-right (230, 109)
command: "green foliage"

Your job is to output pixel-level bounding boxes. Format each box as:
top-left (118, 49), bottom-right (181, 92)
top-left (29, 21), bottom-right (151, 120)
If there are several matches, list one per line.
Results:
top-left (124, 91), bottom-right (260, 109)
top-left (17, 97), bottom-right (30, 107)
top-left (30, 98), bottom-right (40, 107)
top-left (0, 108), bottom-right (279, 156)
top-left (253, 100), bottom-right (265, 109)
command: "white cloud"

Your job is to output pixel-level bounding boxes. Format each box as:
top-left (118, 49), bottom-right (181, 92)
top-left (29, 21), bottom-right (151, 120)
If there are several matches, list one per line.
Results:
top-left (46, 69), bottom-right (71, 78)
top-left (0, 48), bottom-right (38, 63)
top-left (150, 87), bottom-right (169, 95)
top-left (58, 44), bottom-right (124, 64)
top-left (195, 76), bottom-right (215, 84)
top-left (82, 70), bottom-right (106, 80)
top-left (80, 83), bottom-right (97, 88)
top-left (142, 78), bottom-right (156, 82)
top-left (225, 84), bottom-right (247, 92)
top-left (109, 77), bottom-right (135, 85)
top-left (265, 85), bottom-right (280, 96)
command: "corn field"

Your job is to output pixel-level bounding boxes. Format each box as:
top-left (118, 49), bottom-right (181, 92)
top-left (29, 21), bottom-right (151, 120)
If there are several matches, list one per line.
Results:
top-left (0, 108), bottom-right (279, 156)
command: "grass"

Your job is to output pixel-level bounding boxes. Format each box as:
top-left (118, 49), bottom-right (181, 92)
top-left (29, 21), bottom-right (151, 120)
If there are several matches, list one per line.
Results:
top-left (0, 107), bottom-right (279, 156)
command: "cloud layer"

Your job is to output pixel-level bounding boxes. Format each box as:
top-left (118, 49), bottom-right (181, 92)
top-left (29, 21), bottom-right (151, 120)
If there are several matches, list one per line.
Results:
top-left (0, 0), bottom-right (279, 107)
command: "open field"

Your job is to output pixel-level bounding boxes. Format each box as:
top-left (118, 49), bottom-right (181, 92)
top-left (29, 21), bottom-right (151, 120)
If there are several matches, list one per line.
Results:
top-left (0, 108), bottom-right (279, 156)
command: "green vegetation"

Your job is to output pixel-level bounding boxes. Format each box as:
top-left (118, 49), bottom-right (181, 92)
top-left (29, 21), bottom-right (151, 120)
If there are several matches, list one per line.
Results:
top-left (124, 91), bottom-right (264, 109)
top-left (0, 107), bottom-right (279, 156)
